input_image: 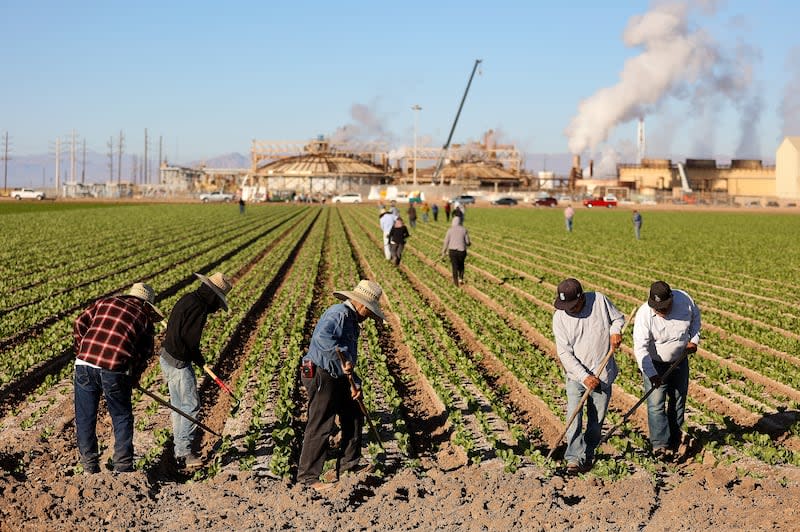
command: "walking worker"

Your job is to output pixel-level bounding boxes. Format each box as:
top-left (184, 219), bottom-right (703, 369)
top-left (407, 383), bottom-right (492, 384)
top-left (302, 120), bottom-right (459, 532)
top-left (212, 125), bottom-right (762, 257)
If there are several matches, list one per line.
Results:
top-left (407, 203), bottom-right (417, 228)
top-left (431, 203), bottom-right (439, 222)
top-left (421, 201), bottom-right (431, 222)
top-left (388, 216), bottom-right (410, 266)
top-left (73, 282), bottom-right (164, 474)
top-left (441, 215), bottom-right (471, 287)
top-left (633, 281), bottom-right (701, 460)
top-left (564, 204), bottom-right (575, 232)
top-left (552, 278), bottom-right (624, 474)
top-left (379, 207), bottom-right (397, 260)
top-left (297, 280), bottom-right (386, 491)
top-left (444, 201), bottom-right (452, 222)
top-left (239, 197), bottom-right (246, 214)
top-left (159, 272), bottom-right (232, 469)
top-left (632, 209), bottom-right (642, 240)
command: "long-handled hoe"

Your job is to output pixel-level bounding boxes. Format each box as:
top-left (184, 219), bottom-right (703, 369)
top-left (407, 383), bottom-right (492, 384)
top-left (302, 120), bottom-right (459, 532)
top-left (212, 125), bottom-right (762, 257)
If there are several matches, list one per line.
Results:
top-left (137, 385), bottom-right (222, 438)
top-left (203, 364), bottom-right (241, 414)
top-left (335, 349), bottom-right (385, 452)
top-left (598, 348), bottom-right (691, 446)
top-left (546, 309), bottom-right (635, 459)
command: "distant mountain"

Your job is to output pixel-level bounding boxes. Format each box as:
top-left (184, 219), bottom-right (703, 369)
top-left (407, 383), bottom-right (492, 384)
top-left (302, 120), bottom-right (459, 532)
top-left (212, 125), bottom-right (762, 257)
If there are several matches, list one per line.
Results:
top-left (185, 152), bottom-right (250, 169)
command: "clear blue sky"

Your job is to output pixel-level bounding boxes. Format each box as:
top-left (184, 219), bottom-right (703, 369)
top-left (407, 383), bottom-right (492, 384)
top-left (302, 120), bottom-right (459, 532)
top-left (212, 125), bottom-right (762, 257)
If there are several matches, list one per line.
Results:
top-left (2, 0), bottom-right (798, 167)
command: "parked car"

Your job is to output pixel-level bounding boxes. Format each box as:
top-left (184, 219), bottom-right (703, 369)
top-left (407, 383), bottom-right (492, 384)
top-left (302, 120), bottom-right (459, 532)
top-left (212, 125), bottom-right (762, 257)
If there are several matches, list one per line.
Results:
top-left (449, 195), bottom-right (476, 205)
top-left (11, 188), bottom-right (46, 200)
top-left (331, 193), bottom-right (362, 203)
top-left (532, 196), bottom-right (557, 207)
top-left (582, 195), bottom-right (618, 208)
top-left (199, 190), bottom-right (234, 202)
top-left (491, 197), bottom-right (518, 206)
top-left (766, 200), bottom-right (779, 207)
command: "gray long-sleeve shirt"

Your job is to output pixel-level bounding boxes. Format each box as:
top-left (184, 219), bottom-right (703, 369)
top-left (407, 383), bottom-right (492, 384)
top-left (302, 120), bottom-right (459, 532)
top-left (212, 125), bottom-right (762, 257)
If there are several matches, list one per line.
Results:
top-left (441, 217), bottom-right (471, 253)
top-left (633, 289), bottom-right (701, 378)
top-left (552, 292), bottom-right (625, 386)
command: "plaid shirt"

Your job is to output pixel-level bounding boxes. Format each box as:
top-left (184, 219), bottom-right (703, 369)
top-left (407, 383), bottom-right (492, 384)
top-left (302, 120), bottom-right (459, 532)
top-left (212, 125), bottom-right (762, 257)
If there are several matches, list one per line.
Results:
top-left (74, 295), bottom-right (156, 372)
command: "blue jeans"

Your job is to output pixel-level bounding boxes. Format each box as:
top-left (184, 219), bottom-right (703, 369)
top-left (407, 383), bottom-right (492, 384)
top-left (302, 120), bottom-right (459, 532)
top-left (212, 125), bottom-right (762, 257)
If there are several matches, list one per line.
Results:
top-left (643, 357), bottom-right (689, 449)
top-left (564, 378), bottom-right (611, 466)
top-left (634, 223), bottom-right (642, 240)
top-left (160, 356), bottom-right (200, 457)
top-left (566, 218), bottom-right (573, 232)
top-left (74, 364), bottom-right (134, 472)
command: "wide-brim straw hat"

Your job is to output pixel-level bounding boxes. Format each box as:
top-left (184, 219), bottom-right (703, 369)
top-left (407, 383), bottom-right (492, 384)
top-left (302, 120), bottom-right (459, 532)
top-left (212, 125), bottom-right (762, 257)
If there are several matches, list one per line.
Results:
top-left (195, 272), bottom-right (232, 312)
top-left (127, 282), bottom-right (165, 319)
top-left (333, 280), bottom-right (386, 322)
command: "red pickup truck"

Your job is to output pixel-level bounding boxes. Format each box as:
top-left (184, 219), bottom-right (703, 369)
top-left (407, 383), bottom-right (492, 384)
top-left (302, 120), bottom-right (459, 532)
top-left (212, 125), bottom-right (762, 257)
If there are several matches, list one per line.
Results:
top-left (582, 195), bottom-right (618, 208)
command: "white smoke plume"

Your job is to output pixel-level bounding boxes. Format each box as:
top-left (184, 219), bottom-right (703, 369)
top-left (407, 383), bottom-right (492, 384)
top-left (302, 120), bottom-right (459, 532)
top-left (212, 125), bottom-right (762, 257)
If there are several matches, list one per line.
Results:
top-left (329, 103), bottom-right (394, 145)
top-left (565, 1), bottom-right (759, 157)
top-left (779, 46), bottom-right (800, 138)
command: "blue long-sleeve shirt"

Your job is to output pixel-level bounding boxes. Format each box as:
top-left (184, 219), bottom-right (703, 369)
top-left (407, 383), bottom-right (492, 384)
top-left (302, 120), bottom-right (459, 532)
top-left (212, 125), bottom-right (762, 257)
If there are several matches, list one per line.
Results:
top-left (302, 301), bottom-right (360, 378)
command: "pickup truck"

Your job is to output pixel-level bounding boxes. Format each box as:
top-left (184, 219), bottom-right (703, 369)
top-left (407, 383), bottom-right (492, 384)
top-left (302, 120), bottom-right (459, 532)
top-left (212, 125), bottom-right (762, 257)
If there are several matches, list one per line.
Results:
top-left (582, 195), bottom-right (617, 208)
top-left (199, 191), bottom-right (234, 203)
top-left (11, 188), bottom-right (46, 200)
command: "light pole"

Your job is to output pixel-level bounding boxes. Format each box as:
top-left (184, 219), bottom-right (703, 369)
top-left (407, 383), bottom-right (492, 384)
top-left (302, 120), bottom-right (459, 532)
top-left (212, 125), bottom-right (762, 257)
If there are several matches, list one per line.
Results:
top-left (411, 104), bottom-right (422, 185)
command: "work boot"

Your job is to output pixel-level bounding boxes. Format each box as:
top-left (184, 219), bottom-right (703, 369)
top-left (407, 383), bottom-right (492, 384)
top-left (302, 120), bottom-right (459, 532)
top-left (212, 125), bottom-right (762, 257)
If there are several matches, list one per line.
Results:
top-left (178, 453), bottom-right (203, 469)
top-left (343, 462), bottom-right (375, 476)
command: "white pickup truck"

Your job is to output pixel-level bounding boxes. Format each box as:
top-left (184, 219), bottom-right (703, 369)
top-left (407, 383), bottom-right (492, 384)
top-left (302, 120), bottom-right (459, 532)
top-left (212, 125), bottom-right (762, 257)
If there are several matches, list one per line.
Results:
top-left (199, 191), bottom-right (234, 203)
top-left (11, 188), bottom-right (46, 200)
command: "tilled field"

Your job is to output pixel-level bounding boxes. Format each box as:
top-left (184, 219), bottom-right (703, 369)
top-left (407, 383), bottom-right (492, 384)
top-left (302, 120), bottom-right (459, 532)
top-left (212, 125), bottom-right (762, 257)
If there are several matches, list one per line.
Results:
top-left (1, 203), bottom-right (799, 530)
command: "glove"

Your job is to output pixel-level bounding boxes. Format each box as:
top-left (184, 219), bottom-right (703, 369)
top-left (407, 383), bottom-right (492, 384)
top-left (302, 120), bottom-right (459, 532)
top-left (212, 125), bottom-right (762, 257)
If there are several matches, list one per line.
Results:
top-left (192, 353), bottom-right (205, 368)
top-left (649, 374), bottom-right (663, 388)
top-left (685, 342), bottom-right (697, 354)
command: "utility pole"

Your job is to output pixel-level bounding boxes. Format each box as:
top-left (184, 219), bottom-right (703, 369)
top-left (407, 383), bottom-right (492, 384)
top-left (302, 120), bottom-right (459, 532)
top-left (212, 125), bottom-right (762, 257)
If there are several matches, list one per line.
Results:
top-left (2, 132), bottom-right (9, 195)
top-left (117, 130), bottom-right (125, 185)
top-left (432, 59), bottom-right (482, 185)
top-left (143, 128), bottom-right (148, 185)
top-left (412, 105), bottom-right (422, 185)
top-left (158, 135), bottom-right (163, 184)
top-left (70, 129), bottom-right (77, 184)
top-left (55, 137), bottom-right (61, 196)
top-left (107, 136), bottom-right (114, 182)
top-left (81, 138), bottom-right (86, 184)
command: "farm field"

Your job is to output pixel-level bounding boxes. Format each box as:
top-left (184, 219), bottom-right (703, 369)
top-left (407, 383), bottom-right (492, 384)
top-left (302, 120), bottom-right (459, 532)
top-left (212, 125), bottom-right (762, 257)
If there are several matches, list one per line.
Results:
top-left (1, 201), bottom-right (799, 530)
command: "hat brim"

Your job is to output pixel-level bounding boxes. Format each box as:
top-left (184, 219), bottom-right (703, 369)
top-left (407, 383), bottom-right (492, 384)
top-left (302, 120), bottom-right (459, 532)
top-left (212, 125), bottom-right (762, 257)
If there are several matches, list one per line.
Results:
top-left (333, 290), bottom-right (386, 322)
top-left (195, 273), bottom-right (229, 312)
top-left (147, 302), bottom-right (165, 321)
top-left (648, 296), bottom-right (672, 312)
top-left (554, 293), bottom-right (584, 313)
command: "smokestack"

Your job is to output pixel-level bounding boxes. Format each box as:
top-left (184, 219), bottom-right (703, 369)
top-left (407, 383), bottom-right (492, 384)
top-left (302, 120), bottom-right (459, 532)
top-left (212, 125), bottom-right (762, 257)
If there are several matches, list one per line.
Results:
top-left (589, 159), bottom-right (594, 178)
top-left (572, 154), bottom-right (581, 171)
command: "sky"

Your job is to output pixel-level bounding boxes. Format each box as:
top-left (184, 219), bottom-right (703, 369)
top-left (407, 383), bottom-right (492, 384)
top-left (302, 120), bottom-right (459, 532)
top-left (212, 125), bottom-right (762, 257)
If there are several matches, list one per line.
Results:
top-left (2, 0), bottom-right (800, 173)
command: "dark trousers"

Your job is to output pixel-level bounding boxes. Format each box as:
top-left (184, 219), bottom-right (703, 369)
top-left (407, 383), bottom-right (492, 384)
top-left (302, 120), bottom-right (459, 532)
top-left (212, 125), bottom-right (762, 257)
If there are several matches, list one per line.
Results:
top-left (448, 249), bottom-right (467, 286)
top-left (297, 367), bottom-right (364, 484)
top-left (74, 364), bottom-right (135, 472)
top-left (389, 242), bottom-right (405, 265)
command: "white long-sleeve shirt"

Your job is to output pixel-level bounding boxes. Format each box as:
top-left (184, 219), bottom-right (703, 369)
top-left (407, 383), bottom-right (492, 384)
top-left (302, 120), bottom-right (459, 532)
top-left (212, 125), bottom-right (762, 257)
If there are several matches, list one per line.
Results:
top-left (552, 292), bottom-right (625, 385)
top-left (633, 289), bottom-right (701, 378)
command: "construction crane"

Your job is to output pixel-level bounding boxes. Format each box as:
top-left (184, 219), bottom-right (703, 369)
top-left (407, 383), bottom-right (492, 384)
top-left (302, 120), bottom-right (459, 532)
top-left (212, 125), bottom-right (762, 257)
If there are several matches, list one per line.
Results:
top-left (432, 59), bottom-right (482, 184)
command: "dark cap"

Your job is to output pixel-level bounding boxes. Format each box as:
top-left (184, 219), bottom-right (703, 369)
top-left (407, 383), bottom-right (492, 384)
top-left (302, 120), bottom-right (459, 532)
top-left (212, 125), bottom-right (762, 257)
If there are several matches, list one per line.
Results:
top-left (554, 278), bottom-right (584, 312)
top-left (648, 281), bottom-right (673, 311)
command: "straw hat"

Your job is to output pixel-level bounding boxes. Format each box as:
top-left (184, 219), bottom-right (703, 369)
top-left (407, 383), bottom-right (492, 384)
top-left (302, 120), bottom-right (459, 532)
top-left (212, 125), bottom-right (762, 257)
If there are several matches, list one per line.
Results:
top-left (333, 280), bottom-right (386, 321)
top-left (195, 272), bottom-right (232, 312)
top-left (127, 282), bottom-right (164, 319)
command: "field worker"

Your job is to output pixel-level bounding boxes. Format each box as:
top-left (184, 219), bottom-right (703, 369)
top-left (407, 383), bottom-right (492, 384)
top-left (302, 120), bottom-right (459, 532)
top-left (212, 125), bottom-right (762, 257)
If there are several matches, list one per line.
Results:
top-left (431, 203), bottom-right (439, 222)
top-left (444, 201), bottom-right (452, 222)
top-left (552, 278), bottom-right (624, 475)
top-left (160, 272), bottom-right (232, 469)
top-left (633, 281), bottom-right (701, 461)
top-left (407, 202), bottom-right (417, 228)
top-left (632, 210), bottom-right (642, 240)
top-left (388, 216), bottom-right (411, 266)
top-left (564, 204), bottom-right (575, 232)
top-left (297, 280), bottom-right (386, 491)
top-left (441, 215), bottom-right (471, 287)
top-left (452, 200), bottom-right (465, 221)
top-left (379, 207), bottom-right (397, 260)
top-left (73, 282), bottom-right (164, 474)
top-left (421, 201), bottom-right (431, 222)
